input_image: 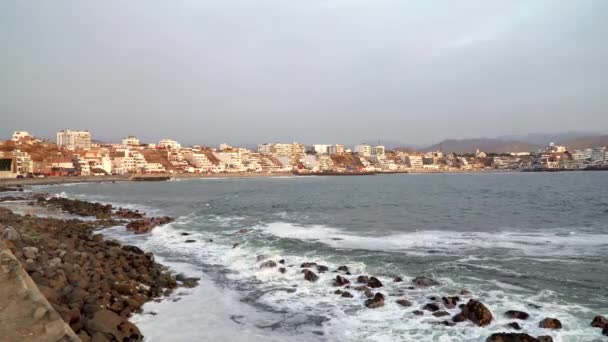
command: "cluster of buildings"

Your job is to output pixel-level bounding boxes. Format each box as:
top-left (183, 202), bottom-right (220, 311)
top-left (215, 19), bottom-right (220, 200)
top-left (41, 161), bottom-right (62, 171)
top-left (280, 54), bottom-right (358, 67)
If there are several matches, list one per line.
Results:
top-left (0, 130), bottom-right (607, 179)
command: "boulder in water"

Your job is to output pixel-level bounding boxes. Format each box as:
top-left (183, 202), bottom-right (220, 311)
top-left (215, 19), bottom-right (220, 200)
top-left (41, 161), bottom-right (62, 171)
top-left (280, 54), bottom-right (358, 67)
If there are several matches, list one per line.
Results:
top-left (356, 275), bottom-right (369, 283)
top-left (433, 311), bottom-right (450, 317)
top-left (453, 299), bottom-right (493, 326)
top-left (412, 275), bottom-right (439, 287)
top-left (485, 333), bottom-right (552, 342)
top-left (259, 260), bottom-right (277, 269)
top-left (505, 310), bottom-right (530, 320)
top-left (591, 315), bottom-right (608, 329)
top-left (303, 269), bottom-right (318, 282)
top-left (442, 296), bottom-right (460, 309)
top-left (538, 318), bottom-right (562, 329)
top-left (507, 322), bottom-right (522, 330)
top-left (367, 277), bottom-right (383, 288)
top-left (333, 275), bottom-right (350, 286)
top-left (423, 303), bottom-right (440, 312)
top-left (341, 291), bottom-right (353, 298)
top-left (364, 293), bottom-right (385, 309)
top-left (396, 299), bottom-right (412, 307)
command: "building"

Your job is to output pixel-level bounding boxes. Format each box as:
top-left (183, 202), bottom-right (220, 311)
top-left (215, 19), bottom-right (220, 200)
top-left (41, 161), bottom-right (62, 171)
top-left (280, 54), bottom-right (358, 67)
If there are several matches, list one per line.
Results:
top-left (306, 144), bottom-right (331, 155)
top-left (406, 155), bottom-right (423, 169)
top-left (258, 142), bottom-right (304, 157)
top-left (354, 144), bottom-right (372, 157)
top-left (12, 131), bottom-right (32, 142)
top-left (372, 145), bottom-right (386, 156)
top-left (12, 150), bottom-right (33, 176)
top-left (328, 144), bottom-right (345, 155)
top-left (158, 139), bottom-right (181, 150)
top-left (547, 142), bottom-right (567, 153)
top-left (0, 152), bottom-right (16, 179)
top-left (182, 151), bottom-right (216, 172)
top-left (122, 136), bottom-right (140, 147)
top-left (57, 130), bottom-right (92, 150)
top-left (219, 143), bottom-right (232, 151)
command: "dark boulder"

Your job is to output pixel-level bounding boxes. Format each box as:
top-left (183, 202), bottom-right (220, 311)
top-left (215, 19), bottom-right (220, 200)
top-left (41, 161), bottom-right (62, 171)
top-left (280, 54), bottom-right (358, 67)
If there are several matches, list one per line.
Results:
top-left (278, 267), bottom-right (286, 274)
top-left (333, 275), bottom-right (350, 287)
top-left (356, 275), bottom-right (369, 283)
top-left (396, 299), bottom-right (412, 307)
top-left (539, 318), bottom-right (562, 329)
top-left (121, 245), bottom-right (144, 255)
top-left (442, 296), bottom-right (460, 309)
top-left (364, 293), bottom-right (385, 309)
top-left (316, 265), bottom-right (329, 273)
top-left (303, 269), bottom-right (319, 282)
top-left (185, 240), bottom-right (196, 243)
top-left (301, 262), bottom-right (317, 268)
top-left (591, 315), bottom-right (608, 329)
top-left (453, 299), bottom-right (493, 326)
top-left (337, 265), bottom-right (349, 273)
top-left (423, 303), bottom-right (440, 312)
top-left (341, 291), bottom-right (353, 298)
top-left (413, 310), bottom-right (424, 316)
top-left (507, 322), bottom-right (522, 330)
top-left (485, 333), bottom-right (551, 342)
top-left (260, 260), bottom-right (277, 269)
top-left (367, 276), bottom-right (383, 288)
top-left (412, 275), bottom-right (439, 287)
top-left (505, 310), bottom-right (530, 320)
top-left (84, 309), bottom-right (141, 341)
top-left (393, 276), bottom-right (403, 282)
top-left (433, 311), bottom-right (450, 317)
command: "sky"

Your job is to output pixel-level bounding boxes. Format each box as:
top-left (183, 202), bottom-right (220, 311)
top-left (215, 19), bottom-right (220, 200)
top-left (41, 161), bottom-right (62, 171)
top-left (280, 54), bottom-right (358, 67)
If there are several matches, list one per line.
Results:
top-left (1, 0), bottom-right (607, 147)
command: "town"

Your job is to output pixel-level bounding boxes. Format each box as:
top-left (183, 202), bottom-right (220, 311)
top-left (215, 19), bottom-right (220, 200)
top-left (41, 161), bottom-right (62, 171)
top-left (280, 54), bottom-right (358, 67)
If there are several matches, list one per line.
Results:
top-left (1, 129), bottom-right (607, 179)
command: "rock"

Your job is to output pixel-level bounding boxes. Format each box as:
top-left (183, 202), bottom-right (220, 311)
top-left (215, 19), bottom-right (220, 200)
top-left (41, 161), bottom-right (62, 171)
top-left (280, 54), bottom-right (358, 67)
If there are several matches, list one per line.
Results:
top-left (1, 226), bottom-right (21, 241)
top-left (603, 328), bottom-right (608, 336)
top-left (49, 257), bottom-right (62, 268)
top-left (334, 290), bottom-right (343, 295)
top-left (182, 278), bottom-right (199, 288)
top-left (412, 275), bottom-right (439, 287)
top-left (364, 289), bottom-right (374, 298)
top-left (23, 246), bottom-right (39, 259)
top-left (460, 289), bottom-right (472, 296)
top-left (122, 245), bottom-right (144, 255)
top-left (84, 309), bottom-right (141, 341)
top-left (393, 276), bottom-right (403, 282)
top-left (442, 296), bottom-right (460, 309)
top-left (413, 310), bottom-right (424, 316)
top-left (260, 260), bottom-right (277, 269)
top-left (256, 255), bottom-right (268, 261)
top-left (367, 276), bottom-right (383, 288)
top-left (591, 315), bottom-right (608, 329)
top-left (303, 269), bottom-right (319, 282)
top-left (539, 318), bottom-right (562, 329)
top-left (423, 303), bottom-right (440, 312)
top-left (337, 265), bottom-right (349, 273)
top-left (364, 293), bottom-right (385, 309)
top-left (301, 262), bottom-right (317, 268)
top-left (278, 267), bottom-right (286, 274)
top-left (454, 299), bottom-right (493, 326)
top-left (126, 216), bottom-right (174, 234)
top-left (437, 320), bottom-right (456, 327)
top-left (433, 311), bottom-right (450, 317)
top-left (507, 322), bottom-right (522, 330)
top-left (341, 291), bottom-right (353, 298)
top-left (185, 240), bottom-right (196, 243)
top-left (316, 265), bottom-right (329, 273)
top-left (485, 333), bottom-right (550, 342)
top-left (396, 299), bottom-right (412, 307)
top-left (278, 259), bottom-right (285, 264)
top-left (356, 275), bottom-right (369, 283)
top-left (180, 232), bottom-right (190, 236)
top-left (333, 275), bottom-right (350, 287)
top-left (505, 310), bottom-right (530, 320)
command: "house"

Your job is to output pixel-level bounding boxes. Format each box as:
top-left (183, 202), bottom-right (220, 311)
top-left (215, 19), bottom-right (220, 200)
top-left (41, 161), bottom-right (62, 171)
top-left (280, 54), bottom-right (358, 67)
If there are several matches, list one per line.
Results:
top-left (57, 130), bottom-right (92, 150)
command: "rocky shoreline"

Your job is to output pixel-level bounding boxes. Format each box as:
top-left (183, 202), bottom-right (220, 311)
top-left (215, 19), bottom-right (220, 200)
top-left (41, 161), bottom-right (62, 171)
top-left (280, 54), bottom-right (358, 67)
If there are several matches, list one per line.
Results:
top-left (0, 190), bottom-right (199, 341)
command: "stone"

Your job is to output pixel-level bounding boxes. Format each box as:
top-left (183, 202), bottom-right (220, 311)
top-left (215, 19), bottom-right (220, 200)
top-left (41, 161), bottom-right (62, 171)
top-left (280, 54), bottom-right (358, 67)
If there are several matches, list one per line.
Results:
top-left (485, 333), bottom-right (550, 342)
top-left (85, 309), bottom-right (141, 341)
top-left (1, 226), bottom-right (21, 241)
top-left (505, 310), bottom-right (530, 320)
top-left (23, 246), bottom-right (39, 260)
top-left (423, 303), bottom-right (440, 312)
top-left (260, 260), bottom-right (277, 269)
top-left (367, 276), bottom-right (383, 288)
top-left (356, 275), bottom-right (369, 283)
top-left (337, 265), bottom-right (349, 273)
top-left (454, 299), bottom-right (493, 326)
top-left (507, 322), bottom-right (522, 330)
top-left (334, 290), bottom-right (343, 295)
top-left (185, 240), bottom-right (196, 243)
top-left (442, 296), bottom-right (460, 309)
top-left (182, 277), bottom-right (199, 288)
top-left (301, 262), bottom-right (317, 268)
top-left (303, 269), bottom-right (319, 282)
top-left (278, 267), bottom-right (286, 274)
top-left (433, 311), bottom-right (450, 317)
top-left (393, 276), bottom-right (403, 282)
top-left (412, 275), bottom-right (439, 287)
top-left (364, 293), bottom-right (385, 309)
top-left (539, 318), bottom-right (562, 329)
top-left (341, 291), bottom-right (353, 298)
top-left (49, 257), bottom-right (62, 268)
top-left (333, 275), bottom-right (350, 286)
top-left (413, 310), bottom-right (424, 316)
top-left (396, 299), bottom-right (412, 307)
top-left (591, 315), bottom-right (608, 329)
top-left (316, 265), bottom-right (329, 273)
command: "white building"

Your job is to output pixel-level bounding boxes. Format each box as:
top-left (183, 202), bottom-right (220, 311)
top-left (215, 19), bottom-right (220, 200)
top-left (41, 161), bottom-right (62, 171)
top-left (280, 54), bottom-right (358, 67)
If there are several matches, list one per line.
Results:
top-left (13, 150), bottom-right (33, 176)
top-left (122, 136), bottom-right (140, 147)
top-left (219, 143), bottom-right (232, 151)
top-left (158, 139), bottom-right (181, 150)
top-left (12, 131), bottom-right (32, 142)
top-left (572, 149), bottom-right (592, 161)
top-left (182, 151), bottom-right (216, 172)
top-left (354, 144), bottom-right (372, 157)
top-left (591, 147), bottom-right (606, 163)
top-left (57, 130), bottom-right (92, 150)
top-left (307, 144), bottom-right (331, 155)
top-left (406, 155), bottom-right (423, 169)
top-left (328, 144), bottom-right (345, 155)
top-left (548, 142), bottom-right (567, 153)
top-left (372, 145), bottom-right (386, 156)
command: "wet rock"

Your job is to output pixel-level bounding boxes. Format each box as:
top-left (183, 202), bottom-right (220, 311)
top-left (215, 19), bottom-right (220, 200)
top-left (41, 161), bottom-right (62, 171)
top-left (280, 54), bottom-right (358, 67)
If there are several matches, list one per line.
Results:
top-left (301, 262), bottom-right (317, 268)
top-left (180, 232), bottom-right (190, 236)
top-left (437, 320), bottom-right (455, 327)
top-left (278, 259), bottom-right (285, 264)
top-left (182, 278), bottom-right (199, 288)
top-left (356, 275), bottom-right (369, 283)
top-left (1, 226), bottom-right (21, 241)
top-left (364, 293), bottom-right (385, 309)
top-left (396, 299), bottom-right (412, 307)
top-left (256, 255), bottom-right (268, 261)
top-left (364, 289), bottom-right (374, 298)
top-left (485, 333), bottom-right (551, 342)
top-left (316, 265), bottom-right (329, 273)
top-left (453, 299), bottom-right (493, 326)
top-left (591, 315), bottom-right (608, 329)
top-left (367, 276), bottom-right (383, 288)
top-left (126, 216), bottom-right (174, 234)
top-left (84, 309), bottom-right (141, 341)
top-left (413, 310), bottom-right (424, 316)
top-left (507, 322), bottom-right (522, 330)
top-left (505, 310), bottom-right (530, 320)
top-left (539, 318), bottom-right (562, 329)
top-left (460, 289), bottom-right (472, 296)
top-left (260, 260), bottom-right (277, 269)
top-left (433, 311), bottom-right (450, 317)
top-left (442, 296), bottom-right (460, 309)
top-left (337, 265), bottom-right (349, 273)
top-left (423, 303), bottom-right (440, 312)
top-left (393, 276), bottom-right (403, 282)
top-left (333, 275), bottom-right (350, 287)
top-left (303, 269), bottom-right (319, 282)
top-left (341, 291), bottom-right (353, 298)
top-left (278, 267), bottom-right (286, 274)
top-left (334, 290), bottom-right (343, 295)
top-left (185, 240), bottom-right (196, 243)
top-left (603, 328), bottom-right (608, 336)
top-left (412, 275), bottom-right (439, 287)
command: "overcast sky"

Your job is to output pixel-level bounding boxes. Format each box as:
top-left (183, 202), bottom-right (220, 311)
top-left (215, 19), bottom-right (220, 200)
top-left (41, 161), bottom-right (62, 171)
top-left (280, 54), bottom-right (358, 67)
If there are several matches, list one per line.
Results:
top-left (1, 0), bottom-right (607, 146)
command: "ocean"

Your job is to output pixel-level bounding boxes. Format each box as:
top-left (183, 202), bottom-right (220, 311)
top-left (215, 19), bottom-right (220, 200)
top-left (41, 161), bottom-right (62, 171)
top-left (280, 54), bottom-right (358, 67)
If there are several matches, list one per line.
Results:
top-left (37, 172), bottom-right (608, 341)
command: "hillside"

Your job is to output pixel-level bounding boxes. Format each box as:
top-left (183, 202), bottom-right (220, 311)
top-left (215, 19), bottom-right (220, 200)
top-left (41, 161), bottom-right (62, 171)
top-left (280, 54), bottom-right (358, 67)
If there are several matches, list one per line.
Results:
top-left (563, 135), bottom-right (608, 150)
top-left (421, 139), bottom-right (541, 154)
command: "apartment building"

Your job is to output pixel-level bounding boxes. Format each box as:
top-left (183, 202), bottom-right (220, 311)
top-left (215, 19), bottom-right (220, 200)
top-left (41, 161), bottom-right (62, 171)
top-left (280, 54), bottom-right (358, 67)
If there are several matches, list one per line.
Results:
top-left (158, 139), bottom-right (181, 150)
top-left (372, 145), bottom-right (386, 156)
top-left (57, 130), bottom-right (92, 150)
top-left (182, 151), bottom-right (216, 171)
top-left (406, 155), bottom-right (423, 169)
top-left (12, 131), bottom-right (32, 142)
top-left (591, 147), bottom-right (606, 163)
top-left (328, 144), bottom-right (345, 155)
top-left (12, 150), bottom-right (33, 176)
top-left (354, 144), bottom-right (372, 157)
top-left (122, 136), bottom-right (140, 147)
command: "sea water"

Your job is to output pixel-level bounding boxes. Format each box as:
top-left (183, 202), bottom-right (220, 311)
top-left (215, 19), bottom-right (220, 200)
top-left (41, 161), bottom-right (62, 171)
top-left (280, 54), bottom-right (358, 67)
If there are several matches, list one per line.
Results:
top-left (37, 173), bottom-right (608, 341)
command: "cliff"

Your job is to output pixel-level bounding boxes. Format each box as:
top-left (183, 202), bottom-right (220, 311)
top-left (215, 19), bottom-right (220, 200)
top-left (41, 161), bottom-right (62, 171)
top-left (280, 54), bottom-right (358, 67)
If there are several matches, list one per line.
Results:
top-left (0, 240), bottom-right (79, 342)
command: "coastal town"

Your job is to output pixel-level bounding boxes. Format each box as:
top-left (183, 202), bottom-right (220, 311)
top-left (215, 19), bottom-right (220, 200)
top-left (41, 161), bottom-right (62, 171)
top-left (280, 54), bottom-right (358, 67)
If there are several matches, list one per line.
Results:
top-left (1, 129), bottom-right (608, 179)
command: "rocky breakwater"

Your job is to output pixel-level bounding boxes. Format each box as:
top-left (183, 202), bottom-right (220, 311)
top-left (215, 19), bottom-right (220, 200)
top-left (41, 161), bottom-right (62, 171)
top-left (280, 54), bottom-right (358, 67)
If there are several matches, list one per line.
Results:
top-left (0, 195), bottom-right (185, 342)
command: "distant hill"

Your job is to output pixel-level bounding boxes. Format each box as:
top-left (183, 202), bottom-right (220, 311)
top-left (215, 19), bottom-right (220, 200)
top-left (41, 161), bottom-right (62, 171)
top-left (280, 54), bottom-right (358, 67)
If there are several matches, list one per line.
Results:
top-left (420, 138), bottom-right (541, 154)
top-left (498, 131), bottom-right (597, 146)
top-left (563, 135), bottom-right (608, 150)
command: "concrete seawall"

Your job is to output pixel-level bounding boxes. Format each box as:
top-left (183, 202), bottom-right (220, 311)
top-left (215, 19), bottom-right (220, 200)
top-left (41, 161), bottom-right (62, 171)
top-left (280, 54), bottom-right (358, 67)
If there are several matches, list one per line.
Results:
top-left (0, 240), bottom-right (79, 342)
